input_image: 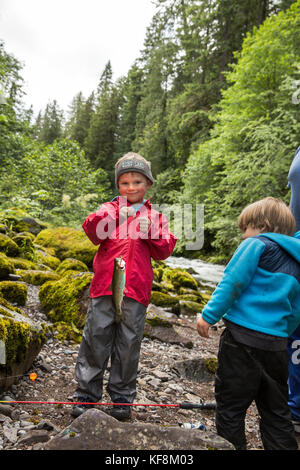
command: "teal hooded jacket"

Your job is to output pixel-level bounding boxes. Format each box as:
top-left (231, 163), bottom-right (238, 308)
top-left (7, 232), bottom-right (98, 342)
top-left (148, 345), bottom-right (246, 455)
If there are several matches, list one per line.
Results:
top-left (202, 232), bottom-right (300, 337)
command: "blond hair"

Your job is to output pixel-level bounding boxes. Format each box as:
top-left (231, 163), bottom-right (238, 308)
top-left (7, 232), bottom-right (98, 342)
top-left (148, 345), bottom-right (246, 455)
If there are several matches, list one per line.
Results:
top-left (238, 197), bottom-right (296, 236)
top-left (114, 152), bottom-right (151, 170)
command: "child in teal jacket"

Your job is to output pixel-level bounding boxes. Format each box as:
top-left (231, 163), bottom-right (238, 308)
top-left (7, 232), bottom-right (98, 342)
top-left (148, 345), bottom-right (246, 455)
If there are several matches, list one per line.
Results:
top-left (197, 197), bottom-right (300, 450)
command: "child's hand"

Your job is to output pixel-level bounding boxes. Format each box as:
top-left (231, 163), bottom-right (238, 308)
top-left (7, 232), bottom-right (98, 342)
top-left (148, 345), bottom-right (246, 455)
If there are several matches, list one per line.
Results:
top-left (119, 206), bottom-right (135, 219)
top-left (139, 216), bottom-right (150, 233)
top-left (196, 315), bottom-right (211, 338)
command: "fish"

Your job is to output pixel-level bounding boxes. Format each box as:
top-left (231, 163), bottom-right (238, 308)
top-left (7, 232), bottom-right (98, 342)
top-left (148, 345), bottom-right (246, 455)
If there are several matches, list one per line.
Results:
top-left (110, 257), bottom-right (126, 324)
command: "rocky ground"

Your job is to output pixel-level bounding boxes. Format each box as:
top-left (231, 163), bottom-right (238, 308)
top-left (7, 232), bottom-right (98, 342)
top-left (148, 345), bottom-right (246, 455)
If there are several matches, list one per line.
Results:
top-left (0, 284), bottom-right (299, 451)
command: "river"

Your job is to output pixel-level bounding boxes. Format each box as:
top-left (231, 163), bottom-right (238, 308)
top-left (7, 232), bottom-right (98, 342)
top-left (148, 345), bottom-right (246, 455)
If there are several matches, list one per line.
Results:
top-left (165, 256), bottom-right (225, 288)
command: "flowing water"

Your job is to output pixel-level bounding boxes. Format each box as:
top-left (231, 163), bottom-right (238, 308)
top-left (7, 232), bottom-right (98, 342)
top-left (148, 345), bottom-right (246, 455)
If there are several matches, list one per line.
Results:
top-left (165, 256), bottom-right (225, 288)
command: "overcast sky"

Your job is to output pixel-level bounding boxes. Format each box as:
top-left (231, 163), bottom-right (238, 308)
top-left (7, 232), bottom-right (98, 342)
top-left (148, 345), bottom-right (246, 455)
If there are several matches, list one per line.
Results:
top-left (0, 0), bottom-right (157, 116)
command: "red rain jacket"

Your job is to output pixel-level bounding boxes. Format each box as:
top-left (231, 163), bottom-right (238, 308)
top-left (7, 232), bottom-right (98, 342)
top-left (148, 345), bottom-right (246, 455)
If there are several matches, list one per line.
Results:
top-left (82, 196), bottom-right (177, 306)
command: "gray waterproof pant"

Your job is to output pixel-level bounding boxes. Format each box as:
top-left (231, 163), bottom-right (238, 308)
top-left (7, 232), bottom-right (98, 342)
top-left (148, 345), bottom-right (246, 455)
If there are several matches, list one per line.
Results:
top-left (73, 295), bottom-right (146, 403)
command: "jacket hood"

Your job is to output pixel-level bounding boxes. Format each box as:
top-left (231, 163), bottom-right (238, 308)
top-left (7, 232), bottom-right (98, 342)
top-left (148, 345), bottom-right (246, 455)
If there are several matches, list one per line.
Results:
top-left (257, 231), bottom-right (300, 264)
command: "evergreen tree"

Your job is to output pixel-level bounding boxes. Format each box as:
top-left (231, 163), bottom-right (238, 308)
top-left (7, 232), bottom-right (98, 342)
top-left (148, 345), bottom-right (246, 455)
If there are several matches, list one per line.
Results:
top-left (38, 100), bottom-right (64, 144)
top-left (114, 64), bottom-right (144, 158)
top-left (84, 61), bottom-right (121, 182)
top-left (65, 91), bottom-right (95, 147)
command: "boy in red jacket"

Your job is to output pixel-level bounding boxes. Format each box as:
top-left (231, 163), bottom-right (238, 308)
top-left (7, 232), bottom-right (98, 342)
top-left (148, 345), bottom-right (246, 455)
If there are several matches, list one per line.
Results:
top-left (72, 153), bottom-right (177, 419)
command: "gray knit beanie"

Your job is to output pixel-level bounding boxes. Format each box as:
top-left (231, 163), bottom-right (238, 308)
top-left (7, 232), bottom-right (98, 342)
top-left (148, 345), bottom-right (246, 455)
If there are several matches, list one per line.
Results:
top-left (115, 158), bottom-right (154, 187)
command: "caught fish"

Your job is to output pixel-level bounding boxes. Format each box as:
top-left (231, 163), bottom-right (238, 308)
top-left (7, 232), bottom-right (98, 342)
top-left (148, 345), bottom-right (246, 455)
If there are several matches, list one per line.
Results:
top-left (110, 257), bottom-right (126, 324)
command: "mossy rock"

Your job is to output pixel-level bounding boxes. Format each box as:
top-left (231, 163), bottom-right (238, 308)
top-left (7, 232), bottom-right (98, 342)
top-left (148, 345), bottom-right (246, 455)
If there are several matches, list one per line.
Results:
top-left (16, 270), bottom-right (61, 286)
top-left (0, 233), bottom-right (20, 257)
top-left (10, 257), bottom-right (38, 270)
top-left (34, 248), bottom-right (61, 270)
top-left (0, 281), bottom-right (28, 306)
top-left (179, 300), bottom-right (203, 316)
top-left (145, 309), bottom-right (173, 328)
top-left (151, 280), bottom-right (170, 294)
top-left (0, 253), bottom-right (16, 280)
top-left (150, 291), bottom-right (180, 314)
top-left (56, 258), bottom-right (89, 276)
top-left (12, 233), bottom-right (36, 260)
top-left (0, 307), bottom-right (48, 391)
top-left (0, 294), bottom-right (24, 316)
top-left (0, 208), bottom-right (47, 235)
top-left (39, 272), bottom-right (93, 329)
top-left (53, 321), bottom-right (82, 344)
top-left (35, 227), bottom-right (98, 268)
top-left (162, 268), bottom-right (198, 291)
top-left (177, 294), bottom-right (202, 303)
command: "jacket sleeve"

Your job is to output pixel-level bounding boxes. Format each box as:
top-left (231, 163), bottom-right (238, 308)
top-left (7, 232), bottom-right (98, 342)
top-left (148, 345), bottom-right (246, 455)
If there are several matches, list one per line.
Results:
top-left (143, 212), bottom-right (177, 260)
top-left (82, 202), bottom-right (118, 245)
top-left (202, 237), bottom-right (266, 325)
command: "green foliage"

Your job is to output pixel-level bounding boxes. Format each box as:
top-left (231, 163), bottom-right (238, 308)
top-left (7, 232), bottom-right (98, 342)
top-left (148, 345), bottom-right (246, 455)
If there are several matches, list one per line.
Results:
top-left (182, 1), bottom-right (300, 257)
top-left (0, 139), bottom-right (112, 228)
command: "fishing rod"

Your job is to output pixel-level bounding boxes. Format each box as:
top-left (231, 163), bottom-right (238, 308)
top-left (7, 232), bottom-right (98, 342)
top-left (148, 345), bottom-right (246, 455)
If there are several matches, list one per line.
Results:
top-left (0, 399), bottom-right (216, 409)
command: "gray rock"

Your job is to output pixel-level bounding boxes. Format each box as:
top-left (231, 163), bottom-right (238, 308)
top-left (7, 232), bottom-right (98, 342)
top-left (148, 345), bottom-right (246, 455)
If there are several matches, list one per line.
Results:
top-left (18, 429), bottom-right (50, 445)
top-left (0, 404), bottom-right (14, 417)
top-left (3, 426), bottom-right (18, 444)
top-left (44, 409), bottom-right (233, 450)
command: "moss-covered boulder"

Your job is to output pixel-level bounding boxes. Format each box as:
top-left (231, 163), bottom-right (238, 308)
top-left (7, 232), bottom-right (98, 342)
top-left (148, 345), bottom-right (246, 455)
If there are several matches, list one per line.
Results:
top-left (35, 227), bottom-right (98, 268)
top-left (179, 300), bottom-right (203, 317)
top-left (12, 233), bottom-right (36, 260)
top-left (162, 268), bottom-right (198, 291)
top-left (0, 281), bottom-right (28, 306)
top-left (34, 247), bottom-right (61, 270)
top-left (145, 307), bottom-right (173, 328)
top-left (0, 233), bottom-right (20, 257)
top-left (16, 269), bottom-right (61, 286)
top-left (56, 258), bottom-right (89, 276)
top-left (0, 253), bottom-right (16, 280)
top-left (177, 294), bottom-right (202, 303)
top-left (150, 291), bottom-right (180, 314)
top-left (10, 257), bottom-right (38, 270)
top-left (0, 208), bottom-right (47, 235)
top-left (0, 305), bottom-right (48, 391)
top-left (39, 272), bottom-right (93, 329)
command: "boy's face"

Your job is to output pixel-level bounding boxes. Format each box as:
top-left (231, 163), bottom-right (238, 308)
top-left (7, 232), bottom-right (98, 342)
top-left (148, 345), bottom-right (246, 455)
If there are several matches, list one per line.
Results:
top-left (118, 172), bottom-right (152, 204)
top-left (242, 225), bottom-right (265, 240)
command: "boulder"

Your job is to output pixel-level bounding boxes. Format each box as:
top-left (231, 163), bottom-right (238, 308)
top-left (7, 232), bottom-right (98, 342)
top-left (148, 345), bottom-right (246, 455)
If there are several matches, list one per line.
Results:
top-left (179, 300), bottom-right (203, 317)
top-left (35, 227), bottom-right (98, 268)
top-left (12, 233), bottom-right (35, 260)
top-left (0, 253), bottom-right (16, 280)
top-left (9, 257), bottom-right (38, 271)
top-left (162, 268), bottom-right (198, 291)
top-left (34, 247), bottom-right (61, 270)
top-left (0, 208), bottom-right (47, 235)
top-left (0, 304), bottom-right (48, 391)
top-left (44, 409), bottom-right (233, 450)
top-left (0, 233), bottom-right (20, 257)
top-left (0, 281), bottom-right (28, 306)
top-left (172, 358), bottom-right (218, 383)
top-left (39, 271), bottom-right (93, 329)
top-left (16, 269), bottom-right (61, 286)
top-left (150, 292), bottom-right (180, 314)
top-left (56, 258), bottom-right (89, 276)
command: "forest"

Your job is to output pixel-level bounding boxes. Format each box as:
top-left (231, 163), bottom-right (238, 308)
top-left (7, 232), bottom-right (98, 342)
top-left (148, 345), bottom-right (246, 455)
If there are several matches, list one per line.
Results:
top-left (0, 0), bottom-right (299, 261)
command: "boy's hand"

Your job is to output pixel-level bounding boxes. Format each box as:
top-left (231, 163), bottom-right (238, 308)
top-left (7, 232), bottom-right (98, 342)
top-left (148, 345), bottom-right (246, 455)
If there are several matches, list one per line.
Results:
top-left (196, 315), bottom-right (211, 338)
top-left (119, 206), bottom-right (135, 219)
top-left (139, 216), bottom-right (151, 233)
